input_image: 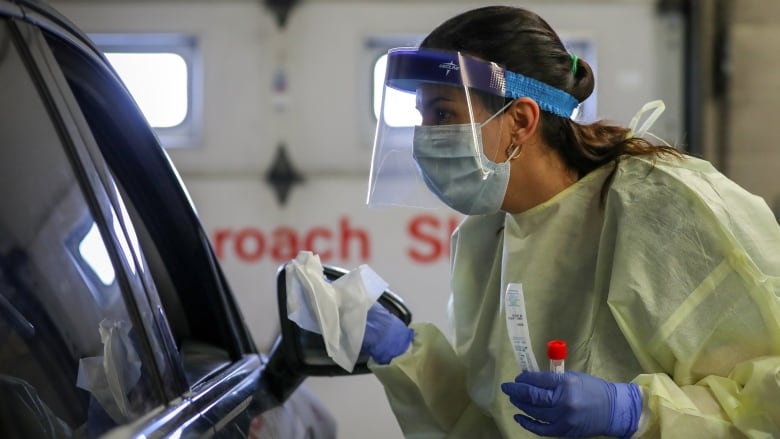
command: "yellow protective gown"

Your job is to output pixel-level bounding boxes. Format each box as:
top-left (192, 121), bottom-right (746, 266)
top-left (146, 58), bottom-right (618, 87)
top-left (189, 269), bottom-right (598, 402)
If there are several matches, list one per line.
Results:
top-left (370, 155), bottom-right (780, 438)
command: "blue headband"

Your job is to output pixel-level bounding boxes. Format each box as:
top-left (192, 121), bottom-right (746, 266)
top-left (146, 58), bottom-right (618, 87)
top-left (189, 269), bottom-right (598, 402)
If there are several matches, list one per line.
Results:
top-left (504, 71), bottom-right (579, 118)
top-left (384, 47), bottom-right (579, 118)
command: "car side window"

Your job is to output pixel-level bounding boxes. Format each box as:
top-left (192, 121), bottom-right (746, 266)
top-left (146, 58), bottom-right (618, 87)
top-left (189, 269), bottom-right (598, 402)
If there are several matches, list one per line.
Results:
top-left (42, 25), bottom-right (258, 388)
top-left (0, 19), bottom-right (163, 438)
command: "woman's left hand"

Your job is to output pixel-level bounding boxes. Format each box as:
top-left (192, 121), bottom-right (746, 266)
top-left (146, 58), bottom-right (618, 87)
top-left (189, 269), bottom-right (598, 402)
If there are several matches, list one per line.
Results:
top-left (500, 371), bottom-right (641, 438)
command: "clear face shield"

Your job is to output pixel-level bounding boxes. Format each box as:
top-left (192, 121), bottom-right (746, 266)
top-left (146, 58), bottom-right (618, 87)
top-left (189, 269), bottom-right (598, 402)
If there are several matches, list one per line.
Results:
top-left (367, 47), bottom-right (578, 214)
top-left (367, 48), bottom-right (513, 211)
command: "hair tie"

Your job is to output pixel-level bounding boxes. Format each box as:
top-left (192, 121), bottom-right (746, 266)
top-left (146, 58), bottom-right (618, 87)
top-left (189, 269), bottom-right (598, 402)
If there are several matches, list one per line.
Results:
top-left (570, 53), bottom-right (578, 75)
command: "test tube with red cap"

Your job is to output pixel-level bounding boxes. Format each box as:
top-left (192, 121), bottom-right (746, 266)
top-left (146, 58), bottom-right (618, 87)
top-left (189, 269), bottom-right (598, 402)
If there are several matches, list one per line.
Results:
top-left (548, 340), bottom-right (567, 374)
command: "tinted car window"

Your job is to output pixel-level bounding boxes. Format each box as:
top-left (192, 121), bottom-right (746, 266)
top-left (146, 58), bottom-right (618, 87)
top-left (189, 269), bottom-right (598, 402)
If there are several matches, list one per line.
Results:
top-left (39, 17), bottom-right (284, 437)
top-left (42, 26), bottom-right (256, 387)
top-left (0, 19), bottom-right (162, 437)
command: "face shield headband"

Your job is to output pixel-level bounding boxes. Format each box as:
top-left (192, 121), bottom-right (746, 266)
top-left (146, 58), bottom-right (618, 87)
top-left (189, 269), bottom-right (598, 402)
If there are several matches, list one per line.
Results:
top-left (384, 47), bottom-right (579, 118)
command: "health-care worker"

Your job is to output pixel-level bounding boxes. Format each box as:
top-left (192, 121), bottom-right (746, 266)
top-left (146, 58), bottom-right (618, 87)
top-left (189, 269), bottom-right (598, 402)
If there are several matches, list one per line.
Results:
top-left (358, 5), bottom-right (780, 439)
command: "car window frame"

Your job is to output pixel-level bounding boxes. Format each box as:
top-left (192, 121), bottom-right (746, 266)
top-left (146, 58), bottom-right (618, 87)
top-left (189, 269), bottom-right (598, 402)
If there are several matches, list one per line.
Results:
top-left (38, 18), bottom-right (256, 362)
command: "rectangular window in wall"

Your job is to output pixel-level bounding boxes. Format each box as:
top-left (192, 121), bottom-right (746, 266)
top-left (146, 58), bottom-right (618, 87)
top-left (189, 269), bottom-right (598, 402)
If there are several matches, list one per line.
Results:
top-left (90, 33), bottom-right (201, 148)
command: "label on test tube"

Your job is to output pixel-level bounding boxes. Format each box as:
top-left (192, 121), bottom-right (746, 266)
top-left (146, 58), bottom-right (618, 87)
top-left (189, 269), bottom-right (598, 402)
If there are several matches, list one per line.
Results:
top-left (504, 283), bottom-right (539, 372)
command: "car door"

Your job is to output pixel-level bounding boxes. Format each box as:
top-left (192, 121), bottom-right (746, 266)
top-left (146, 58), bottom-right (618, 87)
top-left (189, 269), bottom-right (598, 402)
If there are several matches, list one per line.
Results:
top-left (2, 2), bottom-right (339, 437)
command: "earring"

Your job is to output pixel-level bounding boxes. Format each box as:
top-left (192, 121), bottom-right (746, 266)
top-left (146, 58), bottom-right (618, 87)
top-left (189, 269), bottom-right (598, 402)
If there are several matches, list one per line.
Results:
top-left (505, 143), bottom-right (521, 160)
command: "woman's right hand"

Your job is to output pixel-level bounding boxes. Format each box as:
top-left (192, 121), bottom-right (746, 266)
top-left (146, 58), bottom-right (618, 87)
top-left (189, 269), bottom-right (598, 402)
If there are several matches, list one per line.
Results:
top-left (361, 303), bottom-right (414, 365)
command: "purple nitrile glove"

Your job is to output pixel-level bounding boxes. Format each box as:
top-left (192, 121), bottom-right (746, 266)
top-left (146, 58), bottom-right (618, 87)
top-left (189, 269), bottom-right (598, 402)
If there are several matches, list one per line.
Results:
top-left (360, 303), bottom-right (414, 365)
top-left (501, 370), bottom-right (641, 438)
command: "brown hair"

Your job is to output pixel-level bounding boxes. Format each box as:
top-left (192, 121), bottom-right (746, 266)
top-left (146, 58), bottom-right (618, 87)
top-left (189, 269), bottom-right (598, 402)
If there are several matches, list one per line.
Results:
top-left (420, 6), bottom-right (680, 180)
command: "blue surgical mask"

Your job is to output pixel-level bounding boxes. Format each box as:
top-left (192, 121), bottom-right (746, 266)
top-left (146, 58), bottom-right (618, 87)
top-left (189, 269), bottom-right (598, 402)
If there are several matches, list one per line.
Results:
top-left (412, 123), bottom-right (511, 215)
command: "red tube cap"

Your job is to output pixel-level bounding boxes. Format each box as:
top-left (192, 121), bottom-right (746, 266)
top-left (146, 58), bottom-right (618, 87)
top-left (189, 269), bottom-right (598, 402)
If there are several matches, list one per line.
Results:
top-left (547, 339), bottom-right (567, 360)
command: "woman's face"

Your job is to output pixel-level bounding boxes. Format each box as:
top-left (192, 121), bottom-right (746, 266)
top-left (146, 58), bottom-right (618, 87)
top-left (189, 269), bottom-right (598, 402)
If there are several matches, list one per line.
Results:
top-left (415, 83), bottom-right (510, 163)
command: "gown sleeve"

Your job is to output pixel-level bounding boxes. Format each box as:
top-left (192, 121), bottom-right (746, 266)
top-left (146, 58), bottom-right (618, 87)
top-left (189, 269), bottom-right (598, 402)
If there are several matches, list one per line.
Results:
top-left (604, 157), bottom-right (780, 437)
top-left (368, 323), bottom-right (502, 439)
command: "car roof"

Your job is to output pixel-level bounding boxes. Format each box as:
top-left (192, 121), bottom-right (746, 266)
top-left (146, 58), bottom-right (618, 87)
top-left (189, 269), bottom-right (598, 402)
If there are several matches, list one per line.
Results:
top-left (2, 0), bottom-right (104, 61)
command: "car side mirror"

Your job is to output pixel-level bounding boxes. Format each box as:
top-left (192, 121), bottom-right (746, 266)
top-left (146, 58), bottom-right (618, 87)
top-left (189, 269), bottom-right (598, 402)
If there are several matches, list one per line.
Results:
top-left (263, 263), bottom-right (411, 403)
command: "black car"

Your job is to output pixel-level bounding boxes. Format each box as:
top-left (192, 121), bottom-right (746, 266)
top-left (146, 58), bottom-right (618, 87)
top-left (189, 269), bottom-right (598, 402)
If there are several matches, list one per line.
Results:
top-left (0, 0), bottom-right (410, 437)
